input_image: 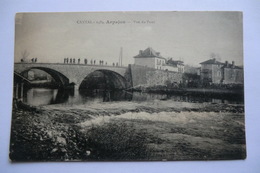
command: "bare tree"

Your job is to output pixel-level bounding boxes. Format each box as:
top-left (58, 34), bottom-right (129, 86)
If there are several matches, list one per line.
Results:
top-left (21, 50), bottom-right (30, 62)
top-left (210, 53), bottom-right (221, 62)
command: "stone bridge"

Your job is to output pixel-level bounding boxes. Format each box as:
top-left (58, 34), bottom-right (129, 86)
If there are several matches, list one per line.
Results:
top-left (14, 63), bottom-right (131, 90)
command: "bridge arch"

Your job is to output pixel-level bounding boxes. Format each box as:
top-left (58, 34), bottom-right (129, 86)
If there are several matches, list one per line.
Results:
top-left (20, 67), bottom-right (70, 88)
top-left (79, 69), bottom-right (127, 90)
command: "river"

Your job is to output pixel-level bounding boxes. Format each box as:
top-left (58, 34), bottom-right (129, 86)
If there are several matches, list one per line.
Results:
top-left (12, 87), bottom-right (245, 161)
top-left (23, 88), bottom-right (243, 106)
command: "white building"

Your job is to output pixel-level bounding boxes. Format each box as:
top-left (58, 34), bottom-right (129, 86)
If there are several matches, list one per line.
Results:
top-left (134, 47), bottom-right (166, 70)
top-left (165, 58), bottom-right (184, 73)
top-left (133, 47), bottom-right (184, 73)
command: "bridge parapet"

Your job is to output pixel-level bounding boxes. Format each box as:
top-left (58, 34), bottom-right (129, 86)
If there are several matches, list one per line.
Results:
top-left (14, 63), bottom-right (129, 90)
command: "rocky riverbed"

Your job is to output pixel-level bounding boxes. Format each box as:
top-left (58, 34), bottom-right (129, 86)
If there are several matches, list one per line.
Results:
top-left (9, 100), bottom-right (246, 161)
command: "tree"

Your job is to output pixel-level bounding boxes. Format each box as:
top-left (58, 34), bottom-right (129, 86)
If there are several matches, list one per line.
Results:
top-left (21, 50), bottom-right (30, 62)
top-left (210, 53), bottom-right (221, 61)
top-left (184, 64), bottom-right (198, 74)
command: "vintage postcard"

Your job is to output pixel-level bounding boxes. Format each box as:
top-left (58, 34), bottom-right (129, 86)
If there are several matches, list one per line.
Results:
top-left (10, 11), bottom-right (245, 161)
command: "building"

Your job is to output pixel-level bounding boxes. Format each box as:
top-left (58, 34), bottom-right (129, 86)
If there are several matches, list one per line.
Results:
top-left (221, 61), bottom-right (244, 84)
top-left (133, 47), bottom-right (184, 73)
top-left (199, 58), bottom-right (243, 84)
top-left (165, 58), bottom-right (184, 73)
top-left (134, 47), bottom-right (166, 70)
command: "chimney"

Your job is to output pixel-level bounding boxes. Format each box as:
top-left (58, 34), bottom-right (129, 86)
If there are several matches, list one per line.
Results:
top-left (232, 61), bottom-right (235, 68)
top-left (139, 50), bottom-right (143, 55)
top-left (213, 58), bottom-right (216, 63)
top-left (225, 61), bottom-right (228, 67)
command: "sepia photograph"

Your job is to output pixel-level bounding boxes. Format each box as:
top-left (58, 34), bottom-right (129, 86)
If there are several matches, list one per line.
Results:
top-left (10, 11), bottom-right (245, 161)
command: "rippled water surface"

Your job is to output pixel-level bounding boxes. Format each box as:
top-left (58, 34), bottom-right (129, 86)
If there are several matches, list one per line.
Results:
top-left (23, 88), bottom-right (243, 106)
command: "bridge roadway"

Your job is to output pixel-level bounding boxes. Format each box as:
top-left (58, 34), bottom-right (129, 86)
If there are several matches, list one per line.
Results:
top-left (14, 63), bottom-right (130, 90)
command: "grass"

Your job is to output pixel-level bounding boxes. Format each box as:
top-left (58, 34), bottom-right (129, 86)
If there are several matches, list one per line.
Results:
top-left (9, 109), bottom-right (152, 161)
top-left (84, 121), bottom-right (151, 161)
top-left (9, 104), bottom-right (246, 161)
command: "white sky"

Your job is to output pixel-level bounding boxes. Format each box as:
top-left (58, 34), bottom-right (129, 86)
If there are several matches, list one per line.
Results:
top-left (14, 11), bottom-right (243, 66)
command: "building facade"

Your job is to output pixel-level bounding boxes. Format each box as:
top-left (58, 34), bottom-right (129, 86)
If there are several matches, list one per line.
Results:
top-left (133, 47), bottom-right (184, 73)
top-left (134, 47), bottom-right (166, 70)
top-left (199, 58), bottom-right (243, 84)
top-left (221, 61), bottom-right (244, 84)
top-left (165, 58), bottom-right (184, 73)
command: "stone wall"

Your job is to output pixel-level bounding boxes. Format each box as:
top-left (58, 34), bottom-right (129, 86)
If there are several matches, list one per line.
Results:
top-left (129, 64), bottom-right (182, 87)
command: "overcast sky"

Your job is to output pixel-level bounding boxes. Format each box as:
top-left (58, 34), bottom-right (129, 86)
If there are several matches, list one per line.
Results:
top-left (14, 11), bottom-right (243, 66)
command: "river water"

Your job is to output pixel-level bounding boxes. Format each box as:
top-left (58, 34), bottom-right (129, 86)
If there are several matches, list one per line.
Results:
top-left (23, 88), bottom-right (243, 106)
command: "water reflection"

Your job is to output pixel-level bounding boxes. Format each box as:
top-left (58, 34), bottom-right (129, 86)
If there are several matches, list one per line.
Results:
top-left (24, 88), bottom-right (70, 106)
top-left (23, 88), bottom-right (243, 106)
top-left (79, 90), bottom-right (133, 102)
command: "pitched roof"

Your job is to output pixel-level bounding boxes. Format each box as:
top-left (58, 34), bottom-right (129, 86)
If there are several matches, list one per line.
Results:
top-left (200, 58), bottom-right (224, 65)
top-left (134, 47), bottom-right (166, 60)
top-left (200, 58), bottom-right (243, 69)
top-left (166, 59), bottom-right (184, 67)
top-left (221, 64), bottom-right (243, 69)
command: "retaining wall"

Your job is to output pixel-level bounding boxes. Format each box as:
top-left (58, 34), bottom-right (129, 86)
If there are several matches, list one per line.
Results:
top-left (129, 64), bottom-right (182, 87)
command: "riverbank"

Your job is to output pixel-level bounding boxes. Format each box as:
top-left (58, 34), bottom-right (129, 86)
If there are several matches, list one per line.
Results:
top-left (9, 100), bottom-right (246, 161)
top-left (132, 87), bottom-right (244, 98)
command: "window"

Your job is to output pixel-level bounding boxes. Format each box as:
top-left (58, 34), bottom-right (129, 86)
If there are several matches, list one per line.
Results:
top-left (217, 71), bottom-right (221, 77)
